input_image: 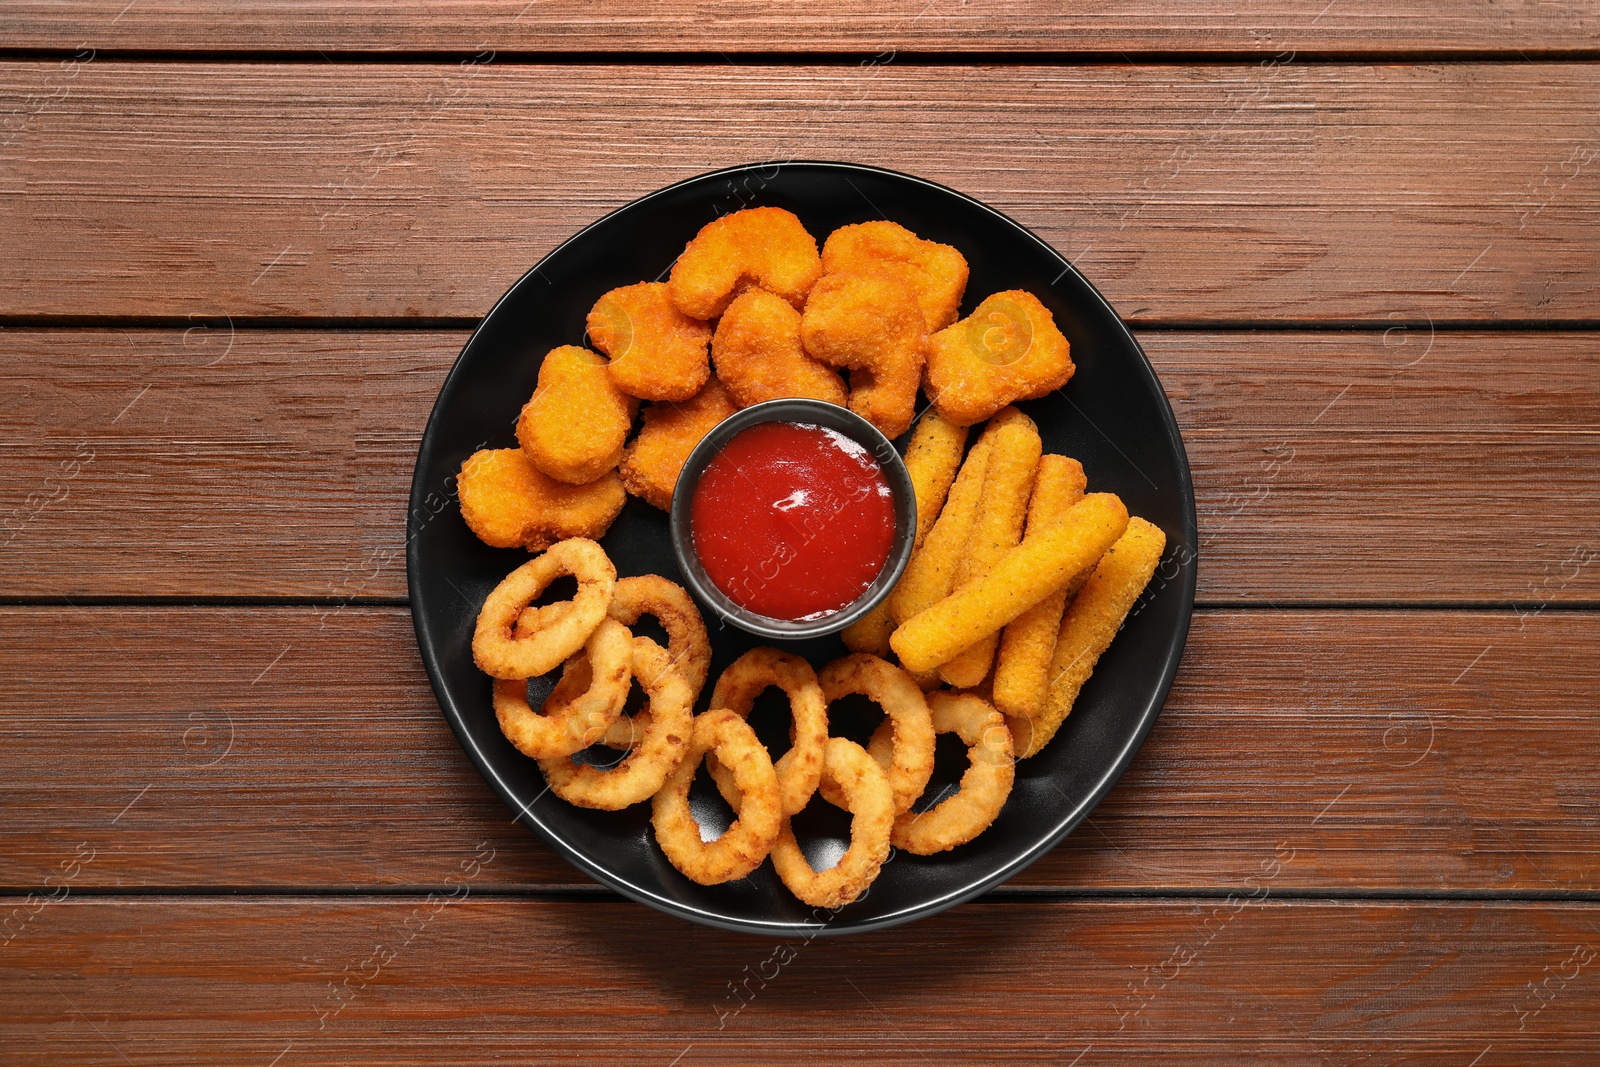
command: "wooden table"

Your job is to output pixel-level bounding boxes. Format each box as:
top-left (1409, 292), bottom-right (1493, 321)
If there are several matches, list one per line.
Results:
top-left (4, 4), bottom-right (1598, 1063)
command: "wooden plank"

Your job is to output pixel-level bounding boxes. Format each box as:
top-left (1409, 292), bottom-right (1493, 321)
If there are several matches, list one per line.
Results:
top-left (3, 62), bottom-right (1598, 322)
top-left (4, 898), bottom-right (1598, 1062)
top-left (3, 328), bottom-right (1596, 603)
top-left (3, 607), bottom-right (1596, 893)
top-left (4, 1), bottom-right (1598, 55)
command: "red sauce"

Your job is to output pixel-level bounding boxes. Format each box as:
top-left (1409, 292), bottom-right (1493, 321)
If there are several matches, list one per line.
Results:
top-left (690, 421), bottom-right (896, 621)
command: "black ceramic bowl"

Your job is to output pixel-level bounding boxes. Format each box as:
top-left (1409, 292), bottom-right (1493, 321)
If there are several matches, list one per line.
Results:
top-left (669, 398), bottom-right (917, 641)
top-left (407, 161), bottom-right (1197, 936)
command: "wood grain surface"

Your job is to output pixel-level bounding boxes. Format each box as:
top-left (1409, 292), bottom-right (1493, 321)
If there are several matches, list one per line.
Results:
top-left (3, 328), bottom-right (1596, 603)
top-left (5, 1), bottom-right (1599, 56)
top-left (4, 607), bottom-right (1594, 892)
top-left (6, 899), bottom-right (1599, 1063)
top-left (3, 63), bottom-right (1598, 323)
top-left (4, 13), bottom-right (1597, 1061)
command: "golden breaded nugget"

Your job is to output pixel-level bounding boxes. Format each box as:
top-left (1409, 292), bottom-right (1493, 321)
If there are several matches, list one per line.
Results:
top-left (840, 412), bottom-right (968, 655)
top-left (711, 289), bottom-right (847, 409)
top-left (890, 493), bottom-right (1129, 674)
top-left (925, 291), bottom-right (1074, 426)
top-left (887, 428), bottom-right (993, 626)
top-left (619, 376), bottom-right (738, 511)
top-left (668, 206), bottom-right (822, 319)
top-left (800, 271), bottom-right (928, 439)
top-left (821, 220), bottom-right (970, 331)
top-left (517, 346), bottom-right (638, 485)
top-left (991, 455), bottom-right (1087, 719)
top-left (457, 448), bottom-right (626, 551)
top-left (938, 408), bottom-right (1041, 688)
top-left (1007, 517), bottom-right (1167, 758)
top-left (587, 282), bottom-right (712, 402)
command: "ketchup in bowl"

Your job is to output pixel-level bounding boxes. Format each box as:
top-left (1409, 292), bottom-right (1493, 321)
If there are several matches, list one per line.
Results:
top-left (689, 421), bottom-right (896, 621)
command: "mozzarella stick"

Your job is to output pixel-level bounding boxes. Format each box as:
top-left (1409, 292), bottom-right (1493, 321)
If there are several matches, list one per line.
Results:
top-left (1007, 516), bottom-right (1168, 758)
top-left (886, 426), bottom-right (994, 626)
top-left (890, 492), bottom-right (1129, 674)
top-left (990, 455), bottom-right (1087, 718)
top-left (842, 412), bottom-right (968, 655)
top-left (938, 408), bottom-right (1041, 687)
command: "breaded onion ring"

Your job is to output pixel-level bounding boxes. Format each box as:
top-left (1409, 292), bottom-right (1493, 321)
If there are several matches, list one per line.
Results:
top-left (651, 709), bottom-right (783, 885)
top-left (706, 647), bottom-right (829, 816)
top-left (537, 637), bottom-right (693, 810)
top-left (472, 539), bottom-right (616, 680)
top-left (770, 738), bottom-right (894, 909)
top-left (491, 618), bottom-right (632, 760)
top-left (817, 653), bottom-right (935, 815)
top-left (606, 575), bottom-right (712, 702)
top-left (883, 691), bottom-right (1014, 855)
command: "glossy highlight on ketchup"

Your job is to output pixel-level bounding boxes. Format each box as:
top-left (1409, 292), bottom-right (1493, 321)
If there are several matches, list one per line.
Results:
top-left (690, 421), bottom-right (896, 621)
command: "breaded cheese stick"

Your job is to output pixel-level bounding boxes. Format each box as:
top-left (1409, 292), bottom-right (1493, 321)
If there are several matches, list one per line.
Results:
top-left (890, 492), bottom-right (1129, 674)
top-left (842, 412), bottom-right (969, 655)
top-left (1007, 517), bottom-right (1167, 758)
top-left (990, 455), bottom-right (1087, 718)
top-left (937, 408), bottom-right (1041, 688)
top-left (886, 426), bottom-right (995, 626)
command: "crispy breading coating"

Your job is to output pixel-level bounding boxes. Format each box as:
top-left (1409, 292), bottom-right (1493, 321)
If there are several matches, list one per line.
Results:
top-left (820, 220), bottom-right (969, 331)
top-left (887, 427), bottom-right (994, 625)
top-left (667, 206), bottom-right (823, 319)
top-left (937, 408), bottom-right (1041, 688)
top-left (800, 271), bottom-right (928, 439)
top-left (457, 447), bottom-right (626, 551)
top-left (516, 345), bottom-right (638, 485)
top-left (587, 282), bottom-right (712, 402)
top-left (890, 493), bottom-right (1129, 674)
top-left (1007, 517), bottom-right (1167, 758)
top-left (840, 411), bottom-right (969, 656)
top-left (618, 376), bottom-right (739, 510)
top-left (769, 738), bottom-right (893, 909)
top-left (882, 691), bottom-right (1014, 855)
top-left (710, 289), bottom-right (847, 409)
top-left (924, 290), bottom-right (1074, 426)
top-left (991, 455), bottom-right (1089, 719)
top-left (652, 709), bottom-right (782, 884)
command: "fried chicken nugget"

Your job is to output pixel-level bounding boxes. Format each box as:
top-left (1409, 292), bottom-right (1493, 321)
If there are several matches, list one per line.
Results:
top-left (587, 282), bottom-right (712, 402)
top-left (924, 291), bottom-right (1074, 427)
top-left (457, 448), bottom-right (626, 551)
top-left (618, 376), bottom-right (739, 510)
top-left (800, 272), bottom-right (928, 440)
top-left (516, 345), bottom-right (639, 485)
top-left (668, 206), bottom-right (822, 319)
top-left (711, 289), bottom-right (847, 409)
top-left (820, 220), bottom-right (970, 331)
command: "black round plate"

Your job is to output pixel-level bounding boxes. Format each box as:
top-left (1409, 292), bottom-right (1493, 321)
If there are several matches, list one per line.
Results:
top-left (407, 162), bottom-right (1197, 935)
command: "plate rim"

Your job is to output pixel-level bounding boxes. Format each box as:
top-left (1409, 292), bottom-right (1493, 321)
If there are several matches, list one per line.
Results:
top-left (406, 159), bottom-right (1198, 936)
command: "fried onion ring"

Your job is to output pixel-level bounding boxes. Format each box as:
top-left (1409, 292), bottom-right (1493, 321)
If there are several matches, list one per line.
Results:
top-left (651, 709), bottom-right (783, 885)
top-left (536, 637), bottom-right (692, 810)
top-left (816, 653), bottom-right (935, 815)
top-left (472, 539), bottom-right (616, 680)
top-left (770, 738), bottom-right (894, 909)
top-left (884, 691), bottom-right (1014, 854)
top-left (705, 647), bottom-right (829, 816)
top-left (491, 618), bottom-right (632, 760)
top-left (606, 575), bottom-right (712, 702)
